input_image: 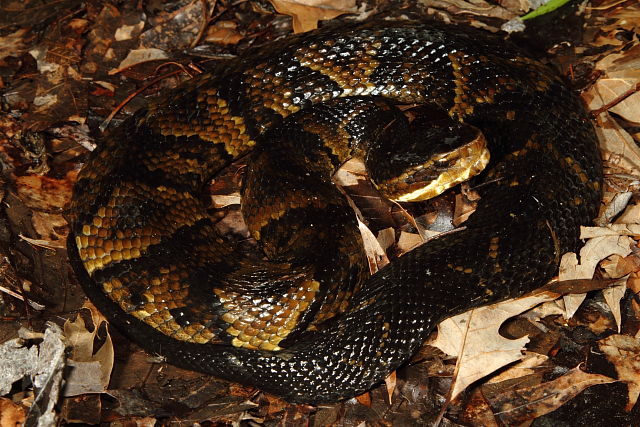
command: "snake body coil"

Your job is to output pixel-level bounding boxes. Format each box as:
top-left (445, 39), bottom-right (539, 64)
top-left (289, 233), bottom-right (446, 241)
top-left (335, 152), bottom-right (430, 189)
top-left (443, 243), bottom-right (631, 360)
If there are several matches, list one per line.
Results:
top-left (68, 21), bottom-right (602, 403)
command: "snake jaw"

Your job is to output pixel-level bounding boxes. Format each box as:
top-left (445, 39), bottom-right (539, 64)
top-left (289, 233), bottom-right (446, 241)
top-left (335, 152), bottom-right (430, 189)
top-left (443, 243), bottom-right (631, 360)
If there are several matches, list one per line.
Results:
top-left (377, 130), bottom-right (490, 203)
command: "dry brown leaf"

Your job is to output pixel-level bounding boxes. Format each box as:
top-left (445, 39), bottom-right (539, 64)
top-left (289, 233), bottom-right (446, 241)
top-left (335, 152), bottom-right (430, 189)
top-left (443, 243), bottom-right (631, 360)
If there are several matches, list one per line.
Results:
top-left (486, 352), bottom-right (549, 384)
top-left (629, 272), bottom-right (640, 330)
top-left (600, 191), bottom-right (633, 224)
top-left (421, 0), bottom-right (516, 20)
top-left (114, 20), bottom-right (145, 41)
top-left (598, 334), bottom-right (640, 411)
top-left (0, 397), bottom-right (26, 426)
top-left (355, 391), bottom-right (371, 407)
top-left (384, 370), bottom-right (396, 403)
top-left (430, 290), bottom-right (560, 399)
top-left (108, 48), bottom-right (169, 75)
top-left (0, 28), bottom-right (29, 61)
top-left (376, 227), bottom-right (395, 253)
top-left (559, 234), bottom-right (633, 319)
top-left (206, 21), bottom-right (244, 45)
top-left (594, 41), bottom-right (640, 72)
top-left (602, 277), bottom-right (628, 331)
top-left (580, 224), bottom-right (640, 239)
top-left (595, 112), bottom-right (640, 176)
top-left (333, 158), bottom-right (366, 186)
top-left (584, 70), bottom-right (640, 115)
top-left (397, 231), bottom-right (424, 253)
top-left (487, 366), bottom-right (616, 424)
top-left (63, 312), bottom-right (114, 396)
top-left (617, 202), bottom-right (640, 224)
top-left (268, 0), bottom-right (358, 33)
top-left (138, 0), bottom-right (206, 51)
top-left (14, 173), bottom-right (74, 242)
top-left (211, 193), bottom-right (241, 208)
top-left (609, 91), bottom-right (640, 125)
top-left (358, 219), bottom-right (389, 273)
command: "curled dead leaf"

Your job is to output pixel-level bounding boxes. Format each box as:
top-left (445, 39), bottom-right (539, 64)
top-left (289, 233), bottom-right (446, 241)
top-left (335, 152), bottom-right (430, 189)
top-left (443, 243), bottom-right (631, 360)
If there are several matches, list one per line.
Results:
top-left (109, 48), bottom-right (169, 75)
top-left (487, 366), bottom-right (616, 424)
top-left (63, 310), bottom-right (114, 396)
top-left (598, 334), bottom-right (640, 411)
top-left (268, 0), bottom-right (358, 33)
top-left (430, 290), bottom-right (562, 399)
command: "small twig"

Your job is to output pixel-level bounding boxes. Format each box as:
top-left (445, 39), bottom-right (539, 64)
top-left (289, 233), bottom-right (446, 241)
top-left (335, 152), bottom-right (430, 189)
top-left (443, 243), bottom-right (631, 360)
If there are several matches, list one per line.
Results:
top-left (98, 68), bottom-right (192, 132)
top-left (590, 81), bottom-right (640, 118)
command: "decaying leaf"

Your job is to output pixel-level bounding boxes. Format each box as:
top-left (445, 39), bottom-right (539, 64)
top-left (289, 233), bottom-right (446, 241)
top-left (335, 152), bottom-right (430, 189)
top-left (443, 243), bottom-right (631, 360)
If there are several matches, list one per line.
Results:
top-left (397, 231), bottom-right (424, 253)
top-left (487, 366), bottom-right (616, 424)
top-left (0, 397), bottom-right (26, 427)
top-left (486, 351), bottom-right (549, 384)
top-left (559, 233), bottom-right (633, 319)
top-left (0, 324), bottom-right (66, 425)
top-left (267, 0), bottom-right (359, 33)
top-left (384, 370), bottom-right (396, 403)
top-left (358, 219), bottom-right (389, 273)
top-left (211, 193), bottom-right (241, 208)
top-left (430, 290), bottom-right (561, 399)
top-left (63, 310), bottom-right (114, 396)
top-left (584, 70), bottom-right (640, 121)
top-left (595, 112), bottom-right (640, 176)
top-left (109, 48), bottom-right (169, 75)
top-left (138, 0), bottom-right (207, 51)
top-left (206, 21), bottom-right (244, 45)
top-left (560, 197), bottom-right (640, 321)
top-left (599, 334), bottom-right (640, 411)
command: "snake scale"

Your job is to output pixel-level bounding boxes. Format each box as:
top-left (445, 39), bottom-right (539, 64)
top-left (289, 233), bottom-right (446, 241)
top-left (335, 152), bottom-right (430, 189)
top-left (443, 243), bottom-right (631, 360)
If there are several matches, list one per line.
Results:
top-left (67, 20), bottom-right (602, 404)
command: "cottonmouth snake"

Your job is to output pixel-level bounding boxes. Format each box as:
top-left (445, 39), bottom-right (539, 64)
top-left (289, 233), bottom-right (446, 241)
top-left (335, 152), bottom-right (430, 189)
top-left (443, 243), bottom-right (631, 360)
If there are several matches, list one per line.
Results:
top-left (67, 20), bottom-right (602, 404)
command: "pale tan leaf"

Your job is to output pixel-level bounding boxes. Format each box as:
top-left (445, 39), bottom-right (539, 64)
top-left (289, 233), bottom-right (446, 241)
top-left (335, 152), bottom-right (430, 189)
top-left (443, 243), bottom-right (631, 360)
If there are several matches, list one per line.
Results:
top-left (211, 193), bottom-right (241, 208)
top-left (559, 235), bottom-right (633, 318)
top-left (376, 227), bottom-right (396, 253)
top-left (358, 219), bottom-right (389, 273)
top-left (486, 351), bottom-right (549, 384)
top-left (520, 300), bottom-right (565, 329)
top-left (599, 334), bottom-right (640, 411)
top-left (600, 191), bottom-right (633, 224)
top-left (268, 0), bottom-right (358, 33)
top-left (602, 277), bottom-right (628, 332)
top-left (384, 370), bottom-right (396, 403)
top-left (397, 231), bottom-right (423, 253)
top-left (595, 45), bottom-right (640, 73)
top-left (616, 202), bottom-right (640, 224)
top-left (109, 48), bottom-right (169, 75)
top-left (430, 290), bottom-right (560, 399)
top-left (63, 312), bottom-right (114, 396)
top-left (0, 397), bottom-right (26, 427)
top-left (580, 224), bottom-right (640, 239)
top-left (609, 91), bottom-right (640, 124)
top-left (488, 366), bottom-right (616, 424)
top-left (583, 70), bottom-right (640, 113)
top-left (601, 254), bottom-right (640, 279)
top-left (595, 112), bottom-right (640, 176)
top-left (206, 21), bottom-right (244, 45)
top-left (114, 21), bottom-right (145, 41)
top-left (333, 158), bottom-right (366, 186)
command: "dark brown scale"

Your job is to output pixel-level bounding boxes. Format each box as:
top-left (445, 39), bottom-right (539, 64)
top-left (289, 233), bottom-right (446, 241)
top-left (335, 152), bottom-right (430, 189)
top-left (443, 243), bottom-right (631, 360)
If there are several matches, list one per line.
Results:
top-left (67, 20), bottom-right (602, 403)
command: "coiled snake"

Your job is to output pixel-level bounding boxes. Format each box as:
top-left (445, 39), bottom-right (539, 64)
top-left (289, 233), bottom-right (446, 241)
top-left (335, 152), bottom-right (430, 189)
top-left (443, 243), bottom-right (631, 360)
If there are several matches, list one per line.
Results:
top-left (67, 20), bottom-right (602, 403)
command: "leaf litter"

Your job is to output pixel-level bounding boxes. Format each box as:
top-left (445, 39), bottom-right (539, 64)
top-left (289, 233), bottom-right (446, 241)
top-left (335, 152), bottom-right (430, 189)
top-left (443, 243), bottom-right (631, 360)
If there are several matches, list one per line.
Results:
top-left (0, 0), bottom-right (639, 425)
